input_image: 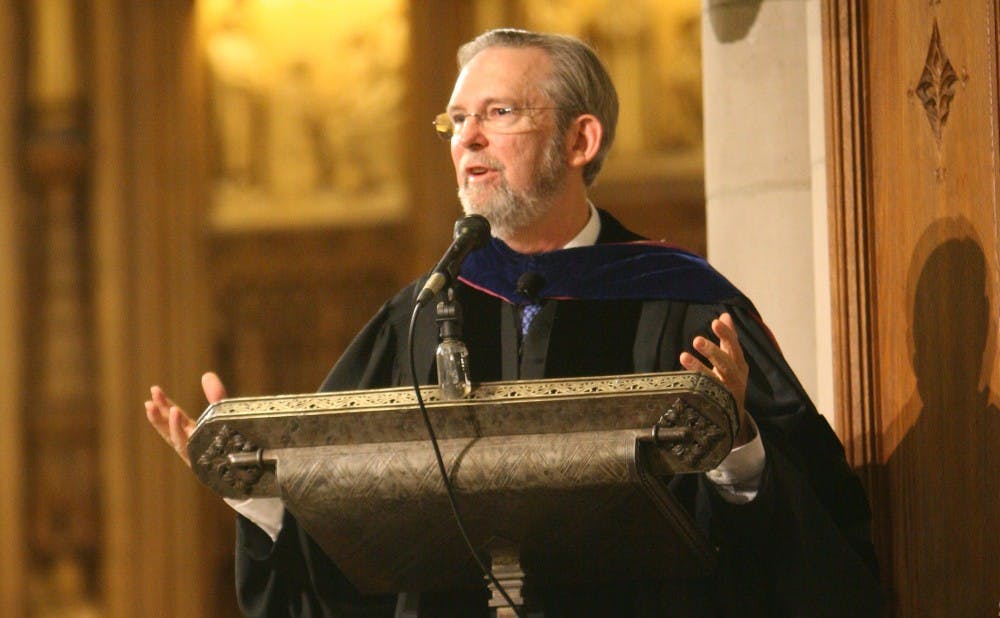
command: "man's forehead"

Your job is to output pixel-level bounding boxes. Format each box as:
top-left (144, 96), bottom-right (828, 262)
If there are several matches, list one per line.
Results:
top-left (448, 46), bottom-right (551, 108)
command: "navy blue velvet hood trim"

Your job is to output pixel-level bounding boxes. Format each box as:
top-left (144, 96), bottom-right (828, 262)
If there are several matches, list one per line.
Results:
top-left (458, 236), bottom-right (742, 305)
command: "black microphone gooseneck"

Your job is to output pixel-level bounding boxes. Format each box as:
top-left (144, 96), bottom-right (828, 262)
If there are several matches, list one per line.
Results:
top-left (416, 214), bottom-right (491, 307)
top-left (407, 215), bottom-right (525, 617)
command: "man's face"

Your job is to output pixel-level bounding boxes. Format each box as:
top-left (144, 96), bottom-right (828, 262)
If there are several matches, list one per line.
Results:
top-left (447, 46), bottom-right (568, 238)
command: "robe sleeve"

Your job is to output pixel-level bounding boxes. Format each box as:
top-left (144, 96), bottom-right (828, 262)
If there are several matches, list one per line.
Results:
top-left (678, 301), bottom-right (882, 615)
top-left (235, 510), bottom-right (397, 617)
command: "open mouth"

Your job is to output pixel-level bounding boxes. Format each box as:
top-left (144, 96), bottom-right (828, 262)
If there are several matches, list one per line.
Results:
top-left (464, 165), bottom-right (499, 185)
top-left (466, 165), bottom-right (491, 177)
top-left (461, 155), bottom-right (504, 186)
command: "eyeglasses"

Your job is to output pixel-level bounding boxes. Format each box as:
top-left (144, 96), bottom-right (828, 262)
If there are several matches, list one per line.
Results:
top-left (433, 106), bottom-right (561, 140)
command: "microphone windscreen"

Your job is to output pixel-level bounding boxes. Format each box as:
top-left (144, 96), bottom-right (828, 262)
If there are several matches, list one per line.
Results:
top-left (453, 214), bottom-right (491, 248)
top-left (516, 271), bottom-right (546, 300)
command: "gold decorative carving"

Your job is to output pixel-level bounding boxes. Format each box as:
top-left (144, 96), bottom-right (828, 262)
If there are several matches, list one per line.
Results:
top-left (914, 20), bottom-right (959, 144)
top-left (197, 0), bottom-right (409, 230)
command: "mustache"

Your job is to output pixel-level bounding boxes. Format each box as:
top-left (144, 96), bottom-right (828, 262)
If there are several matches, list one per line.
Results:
top-left (462, 155), bottom-right (506, 172)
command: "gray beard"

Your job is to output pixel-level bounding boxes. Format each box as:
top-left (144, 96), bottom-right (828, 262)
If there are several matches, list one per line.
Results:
top-left (458, 140), bottom-right (567, 240)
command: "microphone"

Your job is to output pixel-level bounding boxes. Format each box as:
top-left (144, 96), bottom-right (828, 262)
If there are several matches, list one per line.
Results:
top-left (516, 271), bottom-right (546, 301)
top-left (416, 214), bottom-right (491, 306)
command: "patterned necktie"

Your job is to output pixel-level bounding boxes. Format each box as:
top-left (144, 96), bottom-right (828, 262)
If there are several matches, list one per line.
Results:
top-left (520, 303), bottom-right (541, 336)
top-left (516, 272), bottom-right (546, 336)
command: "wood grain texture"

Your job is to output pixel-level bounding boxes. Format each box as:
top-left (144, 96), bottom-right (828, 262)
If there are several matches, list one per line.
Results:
top-left (826, 1), bottom-right (1000, 614)
top-left (0, 1), bottom-right (27, 615)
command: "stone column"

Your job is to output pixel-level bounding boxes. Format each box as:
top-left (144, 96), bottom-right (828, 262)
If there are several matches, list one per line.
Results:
top-left (701, 0), bottom-right (834, 422)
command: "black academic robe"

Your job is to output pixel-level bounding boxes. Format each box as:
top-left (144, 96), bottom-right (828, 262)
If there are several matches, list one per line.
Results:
top-left (235, 211), bottom-right (881, 617)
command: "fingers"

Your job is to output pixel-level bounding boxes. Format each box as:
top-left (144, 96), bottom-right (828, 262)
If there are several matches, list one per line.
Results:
top-left (145, 386), bottom-right (173, 438)
top-left (690, 332), bottom-right (736, 383)
top-left (145, 385), bottom-right (195, 467)
top-left (146, 373), bottom-right (227, 465)
top-left (678, 312), bottom-right (749, 395)
top-left (201, 371), bottom-right (228, 404)
top-left (714, 312), bottom-right (746, 367)
top-left (169, 406), bottom-right (193, 467)
top-left (679, 313), bottom-right (755, 445)
top-left (679, 350), bottom-right (709, 374)
top-left (145, 398), bottom-right (169, 439)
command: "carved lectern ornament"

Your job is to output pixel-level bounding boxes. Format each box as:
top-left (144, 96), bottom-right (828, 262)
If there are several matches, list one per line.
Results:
top-left (915, 20), bottom-right (959, 144)
top-left (195, 424), bottom-right (263, 494)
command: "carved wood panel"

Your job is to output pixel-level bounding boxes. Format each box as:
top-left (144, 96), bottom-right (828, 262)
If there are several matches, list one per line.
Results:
top-left (0, 3), bottom-right (26, 612)
top-left (210, 227), bottom-right (406, 397)
top-left (20, 1), bottom-right (102, 614)
top-left (827, 1), bottom-right (1000, 614)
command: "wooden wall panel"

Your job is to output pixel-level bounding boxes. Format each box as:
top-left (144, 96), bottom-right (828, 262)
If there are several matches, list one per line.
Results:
top-left (869, 4), bottom-right (999, 614)
top-left (0, 1), bottom-right (27, 615)
top-left (91, 0), bottom-right (227, 615)
top-left (407, 0), bottom-right (481, 273)
top-left (827, 1), bottom-right (1000, 614)
top-left (210, 228), bottom-right (405, 397)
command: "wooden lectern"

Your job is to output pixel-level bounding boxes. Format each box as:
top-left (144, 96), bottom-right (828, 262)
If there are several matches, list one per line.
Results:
top-left (188, 371), bottom-right (737, 615)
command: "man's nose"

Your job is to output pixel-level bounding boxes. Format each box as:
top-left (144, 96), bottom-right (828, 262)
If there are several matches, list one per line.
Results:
top-left (454, 116), bottom-right (488, 149)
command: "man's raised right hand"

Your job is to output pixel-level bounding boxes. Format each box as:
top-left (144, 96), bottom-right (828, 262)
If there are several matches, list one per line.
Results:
top-left (145, 372), bottom-right (228, 467)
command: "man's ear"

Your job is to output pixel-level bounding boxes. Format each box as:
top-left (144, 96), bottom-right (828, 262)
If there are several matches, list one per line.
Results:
top-left (566, 114), bottom-right (603, 170)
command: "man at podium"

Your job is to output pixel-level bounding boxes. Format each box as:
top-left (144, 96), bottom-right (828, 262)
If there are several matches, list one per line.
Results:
top-left (147, 29), bottom-right (880, 617)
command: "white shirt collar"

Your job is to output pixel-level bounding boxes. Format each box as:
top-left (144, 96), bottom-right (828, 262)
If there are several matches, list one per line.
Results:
top-left (561, 202), bottom-right (601, 249)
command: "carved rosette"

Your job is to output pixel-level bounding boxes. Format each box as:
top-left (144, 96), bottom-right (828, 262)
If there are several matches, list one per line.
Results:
top-left (195, 425), bottom-right (263, 494)
top-left (914, 20), bottom-right (959, 144)
top-left (655, 397), bottom-right (726, 467)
